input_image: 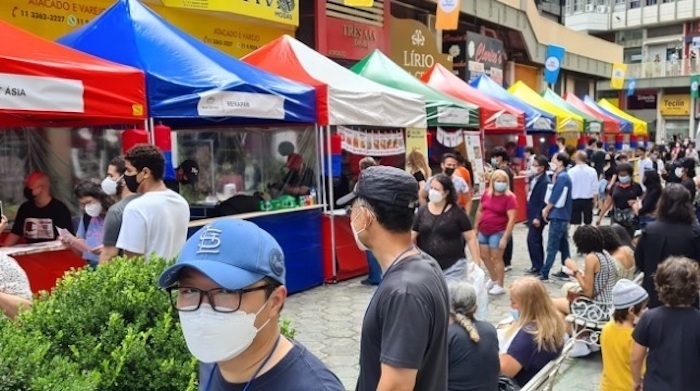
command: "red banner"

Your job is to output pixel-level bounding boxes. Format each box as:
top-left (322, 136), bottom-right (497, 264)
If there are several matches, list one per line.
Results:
top-left (323, 17), bottom-right (386, 61)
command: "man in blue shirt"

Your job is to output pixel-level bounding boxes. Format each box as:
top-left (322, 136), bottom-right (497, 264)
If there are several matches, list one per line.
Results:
top-left (158, 219), bottom-right (344, 391)
top-left (540, 153), bottom-right (573, 281)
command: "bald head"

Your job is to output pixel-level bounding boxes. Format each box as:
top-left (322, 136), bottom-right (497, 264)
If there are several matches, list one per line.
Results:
top-left (24, 172), bottom-right (52, 204)
top-left (575, 151), bottom-right (587, 163)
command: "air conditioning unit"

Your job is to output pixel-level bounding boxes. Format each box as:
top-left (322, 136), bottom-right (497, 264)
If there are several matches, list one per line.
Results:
top-left (596, 5), bottom-right (609, 13)
top-left (585, 4), bottom-right (595, 12)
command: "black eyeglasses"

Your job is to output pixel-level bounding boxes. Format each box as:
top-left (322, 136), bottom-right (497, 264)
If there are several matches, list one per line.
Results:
top-left (165, 285), bottom-right (272, 313)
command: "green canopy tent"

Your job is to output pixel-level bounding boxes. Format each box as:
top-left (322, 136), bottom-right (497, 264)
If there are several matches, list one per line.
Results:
top-left (351, 50), bottom-right (480, 128)
top-left (541, 89), bottom-right (603, 134)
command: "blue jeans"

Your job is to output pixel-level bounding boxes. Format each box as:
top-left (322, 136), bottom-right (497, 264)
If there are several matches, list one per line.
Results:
top-left (541, 219), bottom-right (570, 278)
top-left (639, 215), bottom-right (655, 230)
top-left (366, 251), bottom-right (382, 284)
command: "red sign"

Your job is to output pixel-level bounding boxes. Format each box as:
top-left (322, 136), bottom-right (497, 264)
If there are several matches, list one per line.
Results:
top-left (324, 17), bottom-right (386, 61)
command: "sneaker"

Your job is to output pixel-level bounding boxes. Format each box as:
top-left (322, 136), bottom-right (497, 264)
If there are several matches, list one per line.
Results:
top-left (504, 265), bottom-right (513, 272)
top-left (553, 271), bottom-right (571, 280)
top-left (488, 285), bottom-right (506, 295)
top-left (524, 267), bottom-right (540, 275)
top-left (589, 344), bottom-right (601, 353)
top-left (486, 279), bottom-right (495, 290)
top-left (569, 341), bottom-right (592, 358)
top-left (539, 275), bottom-right (550, 282)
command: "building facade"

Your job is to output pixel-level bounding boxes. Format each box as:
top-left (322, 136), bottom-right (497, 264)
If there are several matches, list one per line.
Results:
top-left (565, 0), bottom-right (700, 141)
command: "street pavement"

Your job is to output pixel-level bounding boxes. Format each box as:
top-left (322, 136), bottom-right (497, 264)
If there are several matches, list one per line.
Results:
top-left (284, 222), bottom-right (603, 391)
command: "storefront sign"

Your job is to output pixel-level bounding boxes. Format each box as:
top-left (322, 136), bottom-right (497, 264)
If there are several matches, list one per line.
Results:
top-left (405, 128), bottom-right (427, 166)
top-left (626, 90), bottom-right (657, 110)
top-left (390, 17), bottom-right (451, 78)
top-left (0, 73), bottom-right (84, 113)
top-left (465, 32), bottom-right (504, 85)
top-left (442, 31), bottom-right (466, 79)
top-left (160, 0), bottom-right (298, 26)
top-left (338, 126), bottom-right (405, 156)
top-left (0, 1), bottom-right (292, 57)
top-left (324, 17), bottom-right (386, 60)
top-left (660, 94), bottom-right (691, 116)
top-left (197, 91), bottom-right (285, 119)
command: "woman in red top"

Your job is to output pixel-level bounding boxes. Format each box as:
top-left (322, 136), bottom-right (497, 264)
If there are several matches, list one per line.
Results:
top-left (474, 169), bottom-right (518, 295)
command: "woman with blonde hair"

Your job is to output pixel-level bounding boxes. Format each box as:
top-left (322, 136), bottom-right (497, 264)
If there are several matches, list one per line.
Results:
top-left (500, 277), bottom-right (566, 386)
top-left (407, 149), bottom-right (431, 191)
top-left (447, 281), bottom-right (499, 391)
top-left (474, 169), bottom-right (517, 295)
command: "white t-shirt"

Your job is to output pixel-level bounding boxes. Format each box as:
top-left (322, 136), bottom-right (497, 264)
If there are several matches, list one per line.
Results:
top-left (116, 189), bottom-right (190, 260)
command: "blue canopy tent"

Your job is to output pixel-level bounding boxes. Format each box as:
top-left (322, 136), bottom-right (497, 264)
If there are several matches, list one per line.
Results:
top-left (583, 96), bottom-right (633, 134)
top-left (57, 0), bottom-right (316, 127)
top-left (470, 75), bottom-right (556, 133)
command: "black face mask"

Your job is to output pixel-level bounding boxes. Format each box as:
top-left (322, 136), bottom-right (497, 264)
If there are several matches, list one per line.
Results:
top-left (179, 176), bottom-right (192, 185)
top-left (23, 187), bottom-right (35, 201)
top-left (124, 173), bottom-right (140, 193)
top-left (444, 168), bottom-right (455, 176)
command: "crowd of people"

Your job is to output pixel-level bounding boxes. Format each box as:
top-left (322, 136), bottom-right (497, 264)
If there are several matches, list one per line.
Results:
top-left (0, 136), bottom-right (699, 391)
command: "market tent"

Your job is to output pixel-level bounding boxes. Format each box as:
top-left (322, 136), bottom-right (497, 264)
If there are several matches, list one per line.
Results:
top-left (57, 0), bottom-right (316, 126)
top-left (243, 36), bottom-right (426, 128)
top-left (597, 99), bottom-right (648, 136)
top-left (470, 75), bottom-right (555, 133)
top-left (421, 64), bottom-right (524, 133)
top-left (582, 96), bottom-right (632, 133)
top-left (351, 50), bottom-right (479, 128)
top-left (542, 89), bottom-right (603, 134)
top-left (508, 82), bottom-right (583, 133)
top-left (0, 20), bottom-right (146, 127)
top-left (563, 93), bottom-right (621, 134)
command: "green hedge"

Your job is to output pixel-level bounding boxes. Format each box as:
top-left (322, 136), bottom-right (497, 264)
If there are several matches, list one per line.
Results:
top-left (0, 257), bottom-right (198, 391)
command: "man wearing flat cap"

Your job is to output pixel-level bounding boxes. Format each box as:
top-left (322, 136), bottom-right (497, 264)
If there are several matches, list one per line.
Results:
top-left (158, 219), bottom-right (343, 391)
top-left (337, 166), bottom-right (449, 391)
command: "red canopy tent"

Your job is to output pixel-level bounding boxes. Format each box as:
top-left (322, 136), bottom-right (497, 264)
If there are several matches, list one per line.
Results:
top-left (421, 64), bottom-right (525, 133)
top-left (563, 92), bottom-right (620, 135)
top-left (0, 20), bottom-right (146, 127)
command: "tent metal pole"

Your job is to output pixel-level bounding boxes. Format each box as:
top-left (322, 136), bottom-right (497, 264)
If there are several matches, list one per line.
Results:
top-left (326, 125), bottom-right (338, 282)
top-left (316, 124), bottom-right (327, 211)
top-left (147, 117), bottom-right (155, 145)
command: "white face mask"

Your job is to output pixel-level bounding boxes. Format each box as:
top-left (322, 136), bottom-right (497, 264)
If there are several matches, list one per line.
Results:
top-left (84, 201), bottom-right (103, 217)
top-left (101, 176), bottom-right (121, 196)
top-left (178, 302), bottom-right (271, 364)
top-left (675, 167), bottom-right (684, 178)
top-left (428, 189), bottom-right (444, 204)
top-left (351, 210), bottom-right (369, 251)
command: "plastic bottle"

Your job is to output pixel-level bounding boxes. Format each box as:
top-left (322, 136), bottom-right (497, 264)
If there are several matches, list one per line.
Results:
top-left (309, 187), bottom-right (317, 205)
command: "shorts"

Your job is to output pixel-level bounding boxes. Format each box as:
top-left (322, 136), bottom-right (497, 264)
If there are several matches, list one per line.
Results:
top-left (478, 231), bottom-right (505, 249)
top-left (571, 198), bottom-right (594, 225)
top-left (598, 179), bottom-right (608, 199)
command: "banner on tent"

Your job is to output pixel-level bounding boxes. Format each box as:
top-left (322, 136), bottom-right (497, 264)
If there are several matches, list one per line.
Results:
top-left (0, 73), bottom-right (84, 113)
top-left (436, 127), bottom-right (464, 147)
top-left (405, 128), bottom-right (428, 164)
top-left (196, 91), bottom-right (285, 119)
top-left (338, 127), bottom-right (406, 156)
top-left (462, 131), bottom-right (485, 197)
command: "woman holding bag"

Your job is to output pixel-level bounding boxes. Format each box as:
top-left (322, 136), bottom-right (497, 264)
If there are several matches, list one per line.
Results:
top-left (597, 163), bottom-right (643, 238)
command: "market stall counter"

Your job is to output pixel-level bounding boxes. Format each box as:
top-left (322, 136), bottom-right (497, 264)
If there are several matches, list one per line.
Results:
top-left (0, 240), bottom-right (87, 294)
top-left (322, 210), bottom-right (368, 283)
top-left (188, 205), bottom-right (324, 295)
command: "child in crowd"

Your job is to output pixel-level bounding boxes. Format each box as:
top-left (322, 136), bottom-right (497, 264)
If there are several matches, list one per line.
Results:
top-left (631, 257), bottom-right (700, 391)
top-left (599, 279), bottom-right (648, 391)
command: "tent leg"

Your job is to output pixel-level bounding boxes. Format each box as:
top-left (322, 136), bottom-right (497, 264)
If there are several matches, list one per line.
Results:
top-left (326, 125), bottom-right (338, 283)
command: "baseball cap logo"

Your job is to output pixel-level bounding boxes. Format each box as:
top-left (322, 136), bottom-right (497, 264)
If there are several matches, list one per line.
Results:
top-left (197, 226), bottom-right (222, 254)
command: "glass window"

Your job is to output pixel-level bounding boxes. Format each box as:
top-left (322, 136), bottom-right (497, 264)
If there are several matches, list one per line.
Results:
top-left (173, 126), bottom-right (317, 205)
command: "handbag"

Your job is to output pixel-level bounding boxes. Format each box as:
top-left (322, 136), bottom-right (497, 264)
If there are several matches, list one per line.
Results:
top-left (613, 207), bottom-right (637, 226)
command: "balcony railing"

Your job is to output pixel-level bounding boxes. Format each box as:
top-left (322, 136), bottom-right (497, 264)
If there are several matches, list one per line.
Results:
top-left (626, 59), bottom-right (700, 79)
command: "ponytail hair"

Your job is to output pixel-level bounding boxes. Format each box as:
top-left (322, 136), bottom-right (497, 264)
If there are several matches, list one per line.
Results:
top-left (447, 281), bottom-right (480, 342)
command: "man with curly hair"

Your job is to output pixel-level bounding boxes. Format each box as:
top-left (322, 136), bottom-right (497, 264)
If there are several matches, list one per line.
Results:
top-left (116, 144), bottom-right (189, 260)
top-left (631, 257), bottom-right (700, 390)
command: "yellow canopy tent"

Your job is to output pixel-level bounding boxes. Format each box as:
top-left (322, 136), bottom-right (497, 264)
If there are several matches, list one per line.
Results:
top-left (508, 81), bottom-right (584, 133)
top-left (597, 99), bottom-right (648, 136)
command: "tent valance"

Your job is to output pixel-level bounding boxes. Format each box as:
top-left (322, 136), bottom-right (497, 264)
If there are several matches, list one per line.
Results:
top-left (541, 89), bottom-right (603, 133)
top-left (597, 99), bottom-right (648, 136)
top-left (563, 93), bottom-right (621, 135)
top-left (508, 82), bottom-right (583, 134)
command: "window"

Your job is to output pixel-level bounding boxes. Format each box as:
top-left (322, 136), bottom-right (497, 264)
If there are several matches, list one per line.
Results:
top-left (630, 0), bottom-right (641, 9)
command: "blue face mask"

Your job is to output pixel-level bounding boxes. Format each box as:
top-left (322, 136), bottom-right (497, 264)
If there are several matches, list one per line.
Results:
top-left (494, 182), bottom-right (507, 193)
top-left (510, 309), bottom-right (519, 321)
top-left (618, 175), bottom-right (631, 184)
top-left (490, 158), bottom-right (498, 166)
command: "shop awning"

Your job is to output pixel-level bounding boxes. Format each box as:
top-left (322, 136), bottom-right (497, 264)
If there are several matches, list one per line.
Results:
top-left (57, 0), bottom-right (316, 126)
top-left (563, 93), bottom-right (621, 135)
top-left (421, 64), bottom-right (524, 133)
top-left (470, 75), bottom-right (556, 133)
top-left (351, 50), bottom-right (479, 128)
top-left (0, 20), bottom-right (146, 127)
top-left (542, 89), bottom-right (603, 134)
top-left (582, 96), bottom-right (632, 134)
top-left (597, 99), bottom-right (648, 136)
top-left (243, 36), bottom-right (426, 128)
top-left (508, 82), bottom-right (583, 133)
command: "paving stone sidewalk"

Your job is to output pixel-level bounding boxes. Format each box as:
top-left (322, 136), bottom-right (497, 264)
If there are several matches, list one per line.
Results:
top-left (284, 222), bottom-right (603, 390)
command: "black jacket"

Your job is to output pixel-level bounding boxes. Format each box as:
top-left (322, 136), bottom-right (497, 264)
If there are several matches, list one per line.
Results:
top-left (527, 173), bottom-right (550, 224)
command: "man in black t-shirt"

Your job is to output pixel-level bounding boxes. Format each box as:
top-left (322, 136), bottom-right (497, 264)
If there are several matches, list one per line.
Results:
top-left (273, 153), bottom-right (315, 196)
top-left (338, 166), bottom-right (449, 391)
top-left (3, 172), bottom-right (73, 246)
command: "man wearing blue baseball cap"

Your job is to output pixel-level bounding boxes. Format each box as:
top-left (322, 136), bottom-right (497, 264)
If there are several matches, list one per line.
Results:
top-left (158, 219), bottom-right (343, 391)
